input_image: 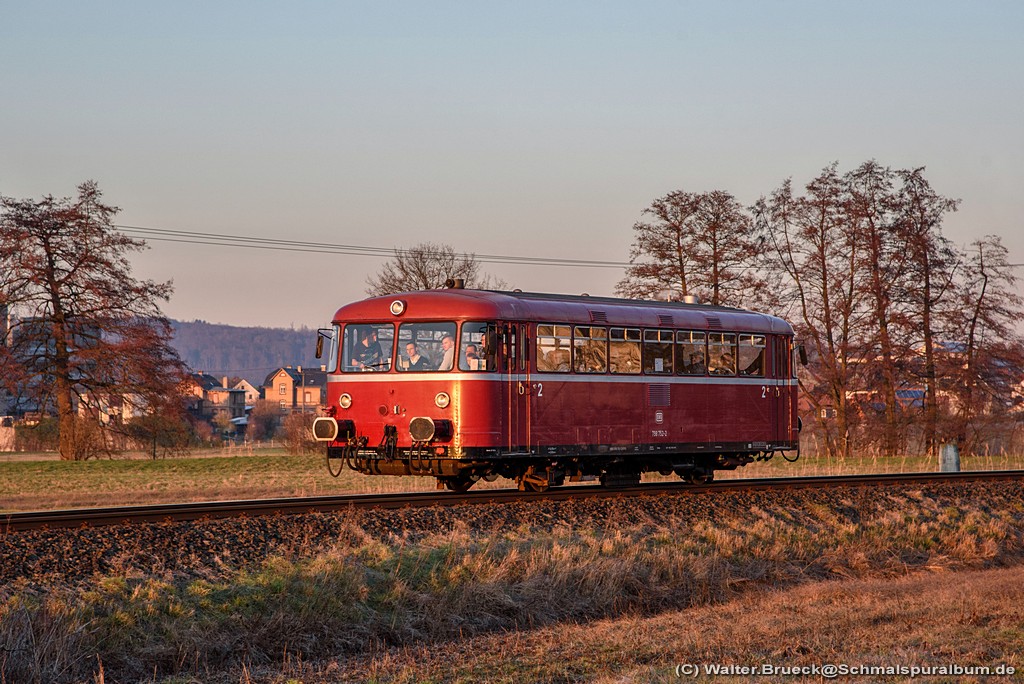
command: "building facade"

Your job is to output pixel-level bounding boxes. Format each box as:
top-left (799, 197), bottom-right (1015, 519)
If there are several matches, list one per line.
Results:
top-left (262, 366), bottom-right (327, 412)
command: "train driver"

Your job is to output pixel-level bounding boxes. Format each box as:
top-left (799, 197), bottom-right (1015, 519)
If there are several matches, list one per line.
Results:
top-left (354, 329), bottom-right (386, 371)
top-left (438, 335), bottom-right (456, 371)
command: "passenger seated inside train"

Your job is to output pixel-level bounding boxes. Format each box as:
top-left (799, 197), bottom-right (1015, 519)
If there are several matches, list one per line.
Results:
top-left (463, 343), bottom-right (480, 370)
top-left (399, 342), bottom-right (432, 371)
top-left (438, 335), bottom-right (456, 371)
top-left (710, 351), bottom-right (735, 375)
top-left (608, 343), bottom-right (640, 373)
top-left (574, 341), bottom-right (607, 373)
top-left (741, 355), bottom-right (763, 376)
top-left (684, 352), bottom-right (706, 375)
top-left (547, 348), bottom-right (571, 371)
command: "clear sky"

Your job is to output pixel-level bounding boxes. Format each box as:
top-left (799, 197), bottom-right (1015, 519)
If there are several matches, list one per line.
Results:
top-left (2, 1), bottom-right (1022, 328)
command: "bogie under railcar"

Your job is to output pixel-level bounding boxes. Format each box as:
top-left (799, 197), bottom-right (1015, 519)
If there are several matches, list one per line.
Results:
top-left (312, 287), bottom-right (799, 491)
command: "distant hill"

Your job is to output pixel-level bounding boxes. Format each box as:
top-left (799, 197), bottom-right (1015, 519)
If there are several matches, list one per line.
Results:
top-left (170, 320), bottom-right (324, 386)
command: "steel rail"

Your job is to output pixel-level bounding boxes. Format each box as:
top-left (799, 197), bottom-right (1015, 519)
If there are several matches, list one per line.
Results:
top-left (3, 470), bottom-right (1022, 534)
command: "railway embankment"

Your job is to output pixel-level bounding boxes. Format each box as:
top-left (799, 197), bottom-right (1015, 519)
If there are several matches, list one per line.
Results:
top-left (3, 480), bottom-right (1024, 683)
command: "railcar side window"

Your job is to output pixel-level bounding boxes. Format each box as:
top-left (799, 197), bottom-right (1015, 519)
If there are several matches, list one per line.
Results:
top-left (396, 322), bottom-right (457, 372)
top-left (643, 329), bottom-right (673, 375)
top-left (519, 324), bottom-right (529, 371)
top-left (326, 324), bottom-right (341, 374)
top-left (573, 326), bottom-right (607, 373)
top-left (342, 323), bottom-right (395, 372)
top-left (459, 322), bottom-right (497, 371)
top-left (790, 338), bottom-right (798, 379)
top-left (676, 331), bottom-right (707, 375)
top-left (609, 327), bottom-right (642, 374)
top-left (503, 324), bottom-right (516, 371)
top-left (707, 333), bottom-right (737, 376)
top-left (536, 324), bottom-right (571, 372)
top-left (738, 334), bottom-right (766, 376)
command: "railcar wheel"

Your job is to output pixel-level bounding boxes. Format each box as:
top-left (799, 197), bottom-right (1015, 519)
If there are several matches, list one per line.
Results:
top-left (686, 469), bottom-right (714, 485)
top-left (440, 475), bottom-right (477, 493)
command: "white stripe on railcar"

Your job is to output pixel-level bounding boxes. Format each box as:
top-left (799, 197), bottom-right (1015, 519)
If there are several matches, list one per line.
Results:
top-left (327, 373), bottom-right (798, 387)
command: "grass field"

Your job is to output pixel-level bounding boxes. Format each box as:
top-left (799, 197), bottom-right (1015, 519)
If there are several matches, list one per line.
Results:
top-left (5, 480), bottom-right (1024, 683)
top-left (0, 447), bottom-right (459, 512)
top-left (246, 564), bottom-right (1024, 683)
top-left (3, 445), bottom-right (1023, 513)
top-left (722, 448), bottom-right (1024, 477)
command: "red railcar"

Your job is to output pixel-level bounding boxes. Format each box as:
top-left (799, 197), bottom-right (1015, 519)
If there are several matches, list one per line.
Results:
top-left (312, 286), bottom-right (799, 491)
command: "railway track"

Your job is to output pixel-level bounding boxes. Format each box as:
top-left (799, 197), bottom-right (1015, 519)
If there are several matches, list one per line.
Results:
top-left (4, 470), bottom-right (1022, 534)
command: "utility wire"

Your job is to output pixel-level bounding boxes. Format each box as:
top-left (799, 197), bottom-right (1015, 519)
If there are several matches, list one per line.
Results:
top-left (113, 223), bottom-right (1024, 270)
top-left (114, 224), bottom-right (632, 269)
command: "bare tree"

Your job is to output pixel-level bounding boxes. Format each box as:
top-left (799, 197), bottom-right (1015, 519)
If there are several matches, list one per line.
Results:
top-left (616, 191), bottom-right (702, 301)
top-left (947, 236), bottom-right (1024, 454)
top-left (247, 399), bottom-right (281, 441)
top-left (617, 190), bottom-right (766, 307)
top-left (282, 411), bottom-right (317, 454)
top-left (0, 182), bottom-right (188, 460)
top-left (125, 408), bottom-right (195, 459)
top-left (896, 167), bottom-right (960, 455)
top-left (757, 165), bottom-right (866, 459)
top-left (847, 161), bottom-right (909, 455)
top-left (759, 161), bottom-right (1021, 458)
top-left (365, 242), bottom-right (506, 296)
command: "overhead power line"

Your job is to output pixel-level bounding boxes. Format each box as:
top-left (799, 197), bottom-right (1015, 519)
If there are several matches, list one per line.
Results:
top-left (112, 223), bottom-right (1024, 270)
top-left (114, 224), bottom-right (632, 270)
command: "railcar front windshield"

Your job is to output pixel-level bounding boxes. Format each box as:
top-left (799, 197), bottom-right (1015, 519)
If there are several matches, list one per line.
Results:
top-left (397, 322), bottom-right (458, 371)
top-left (342, 323), bottom-right (395, 372)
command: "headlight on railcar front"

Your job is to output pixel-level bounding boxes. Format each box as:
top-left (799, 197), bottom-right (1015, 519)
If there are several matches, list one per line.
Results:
top-left (312, 418), bottom-right (355, 443)
top-left (312, 417), bottom-right (339, 442)
top-left (409, 417), bottom-right (453, 443)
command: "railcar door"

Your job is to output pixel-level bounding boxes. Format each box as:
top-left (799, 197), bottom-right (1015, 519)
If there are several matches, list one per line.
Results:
top-left (504, 322), bottom-right (533, 454)
top-left (771, 336), bottom-right (792, 444)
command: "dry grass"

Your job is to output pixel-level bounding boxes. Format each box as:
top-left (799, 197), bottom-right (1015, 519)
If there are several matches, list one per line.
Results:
top-left (721, 448), bottom-right (1024, 479)
top-left (4, 482), bottom-right (1024, 683)
top-left (270, 564), bottom-right (1024, 683)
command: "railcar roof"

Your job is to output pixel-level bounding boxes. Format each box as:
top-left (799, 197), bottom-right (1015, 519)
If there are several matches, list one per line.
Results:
top-left (332, 289), bottom-right (793, 334)
top-left (486, 289), bottom-right (745, 312)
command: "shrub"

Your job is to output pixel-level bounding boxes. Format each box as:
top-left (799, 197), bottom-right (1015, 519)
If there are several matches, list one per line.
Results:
top-left (282, 412), bottom-right (317, 455)
top-left (124, 414), bottom-right (194, 459)
top-left (13, 417), bottom-right (59, 452)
